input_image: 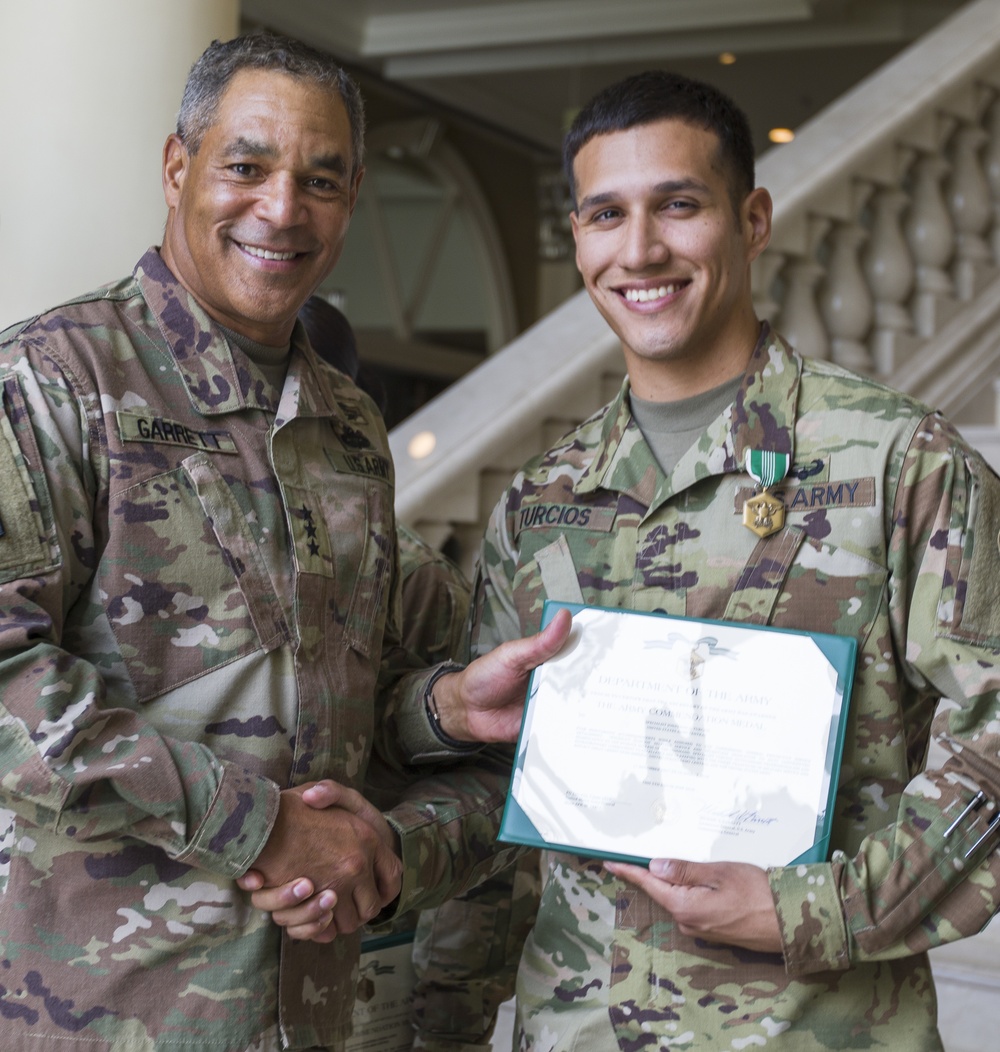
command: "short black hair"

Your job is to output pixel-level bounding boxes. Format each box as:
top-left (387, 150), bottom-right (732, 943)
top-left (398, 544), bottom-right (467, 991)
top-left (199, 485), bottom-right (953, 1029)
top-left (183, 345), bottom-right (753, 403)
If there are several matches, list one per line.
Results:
top-left (177, 32), bottom-right (365, 177)
top-left (563, 70), bottom-right (754, 213)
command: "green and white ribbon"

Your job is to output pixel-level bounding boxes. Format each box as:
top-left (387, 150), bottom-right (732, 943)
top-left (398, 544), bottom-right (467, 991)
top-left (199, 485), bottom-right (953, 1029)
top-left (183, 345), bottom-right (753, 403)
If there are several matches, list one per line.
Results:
top-left (744, 449), bottom-right (790, 489)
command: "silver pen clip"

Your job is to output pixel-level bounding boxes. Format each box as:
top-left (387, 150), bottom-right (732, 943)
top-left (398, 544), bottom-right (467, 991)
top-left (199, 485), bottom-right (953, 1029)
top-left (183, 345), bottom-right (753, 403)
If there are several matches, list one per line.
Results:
top-left (964, 810), bottom-right (1000, 860)
top-left (944, 790), bottom-right (986, 838)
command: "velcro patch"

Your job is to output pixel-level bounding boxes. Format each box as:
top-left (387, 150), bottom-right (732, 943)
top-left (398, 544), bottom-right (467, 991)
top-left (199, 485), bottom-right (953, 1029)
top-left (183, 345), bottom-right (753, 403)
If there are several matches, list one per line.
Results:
top-left (515, 503), bottom-right (616, 538)
top-left (117, 411), bottom-right (237, 454)
top-left (734, 478), bottom-right (875, 514)
top-left (0, 377), bottom-right (54, 576)
top-left (954, 460), bottom-right (1000, 642)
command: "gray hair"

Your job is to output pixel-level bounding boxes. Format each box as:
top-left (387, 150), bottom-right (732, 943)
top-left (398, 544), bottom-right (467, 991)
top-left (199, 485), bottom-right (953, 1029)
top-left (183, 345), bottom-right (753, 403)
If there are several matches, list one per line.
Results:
top-left (177, 32), bottom-right (365, 176)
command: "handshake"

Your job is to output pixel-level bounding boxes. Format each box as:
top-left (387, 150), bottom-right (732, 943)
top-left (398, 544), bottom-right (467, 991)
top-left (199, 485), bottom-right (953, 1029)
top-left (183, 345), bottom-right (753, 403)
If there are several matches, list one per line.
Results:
top-left (239, 610), bottom-right (573, 940)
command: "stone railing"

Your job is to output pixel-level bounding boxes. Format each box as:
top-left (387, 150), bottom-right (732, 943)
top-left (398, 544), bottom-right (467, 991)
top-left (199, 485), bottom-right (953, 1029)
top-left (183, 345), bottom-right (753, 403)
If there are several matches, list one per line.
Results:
top-left (755, 0), bottom-right (1000, 419)
top-left (391, 0), bottom-right (1000, 547)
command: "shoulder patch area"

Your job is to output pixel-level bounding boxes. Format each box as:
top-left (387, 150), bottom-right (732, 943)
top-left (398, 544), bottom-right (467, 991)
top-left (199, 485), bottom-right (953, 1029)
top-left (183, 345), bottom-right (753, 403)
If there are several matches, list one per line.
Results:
top-left (950, 456), bottom-right (1000, 644)
top-left (0, 377), bottom-right (58, 578)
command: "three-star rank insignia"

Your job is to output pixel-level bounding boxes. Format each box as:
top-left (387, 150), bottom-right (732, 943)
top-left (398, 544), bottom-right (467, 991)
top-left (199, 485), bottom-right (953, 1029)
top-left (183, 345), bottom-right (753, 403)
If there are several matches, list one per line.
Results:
top-left (743, 449), bottom-right (790, 540)
top-left (291, 499), bottom-right (333, 576)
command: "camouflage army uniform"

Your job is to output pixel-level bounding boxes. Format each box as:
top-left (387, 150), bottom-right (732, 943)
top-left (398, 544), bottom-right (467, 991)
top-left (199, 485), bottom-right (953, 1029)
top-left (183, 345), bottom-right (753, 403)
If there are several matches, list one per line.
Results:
top-left (471, 325), bottom-right (1000, 1050)
top-left (390, 527), bottom-right (540, 1052)
top-left (398, 526), bottom-right (472, 668)
top-left (0, 249), bottom-right (513, 1052)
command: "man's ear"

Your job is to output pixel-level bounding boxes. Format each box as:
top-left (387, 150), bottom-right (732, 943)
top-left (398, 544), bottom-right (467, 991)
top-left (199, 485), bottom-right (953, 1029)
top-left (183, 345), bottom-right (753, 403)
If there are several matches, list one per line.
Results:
top-left (743, 186), bottom-right (773, 263)
top-left (570, 209), bottom-right (582, 272)
top-left (348, 166), bottom-right (365, 217)
top-left (162, 133), bottom-right (189, 209)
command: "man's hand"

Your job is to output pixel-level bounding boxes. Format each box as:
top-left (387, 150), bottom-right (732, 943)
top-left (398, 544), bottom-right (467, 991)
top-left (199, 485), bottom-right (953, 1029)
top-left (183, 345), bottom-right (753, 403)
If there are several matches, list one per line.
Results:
top-left (431, 607), bottom-right (573, 742)
top-left (237, 780), bottom-right (401, 941)
top-left (604, 858), bottom-right (782, 953)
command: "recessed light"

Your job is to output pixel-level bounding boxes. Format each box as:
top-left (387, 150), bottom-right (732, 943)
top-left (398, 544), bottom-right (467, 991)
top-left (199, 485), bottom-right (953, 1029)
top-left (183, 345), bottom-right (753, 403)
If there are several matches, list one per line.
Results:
top-left (407, 431), bottom-right (437, 460)
top-left (718, 52), bottom-right (737, 66)
top-left (768, 127), bottom-right (795, 144)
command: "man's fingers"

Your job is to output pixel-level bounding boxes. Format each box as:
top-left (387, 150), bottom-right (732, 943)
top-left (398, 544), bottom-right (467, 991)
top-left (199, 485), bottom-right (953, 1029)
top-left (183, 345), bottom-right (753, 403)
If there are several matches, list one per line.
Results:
top-left (496, 607), bottom-right (573, 675)
top-left (299, 780), bottom-right (344, 810)
top-left (649, 857), bottom-right (713, 887)
top-left (236, 868), bottom-right (265, 892)
top-left (250, 878), bottom-right (318, 913)
top-left (533, 606), bottom-right (574, 662)
top-left (288, 921), bottom-right (338, 944)
top-left (269, 889), bottom-right (337, 929)
top-left (299, 782), bottom-right (392, 847)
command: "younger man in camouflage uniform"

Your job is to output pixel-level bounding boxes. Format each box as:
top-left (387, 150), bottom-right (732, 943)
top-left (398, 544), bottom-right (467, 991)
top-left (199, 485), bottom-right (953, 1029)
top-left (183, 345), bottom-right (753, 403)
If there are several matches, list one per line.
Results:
top-left (430, 72), bottom-right (1000, 1049)
top-left (0, 33), bottom-right (564, 1052)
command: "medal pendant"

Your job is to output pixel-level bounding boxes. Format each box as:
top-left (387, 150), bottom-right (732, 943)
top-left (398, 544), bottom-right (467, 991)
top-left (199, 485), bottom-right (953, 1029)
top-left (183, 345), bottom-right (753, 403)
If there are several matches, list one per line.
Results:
top-left (743, 490), bottom-right (785, 539)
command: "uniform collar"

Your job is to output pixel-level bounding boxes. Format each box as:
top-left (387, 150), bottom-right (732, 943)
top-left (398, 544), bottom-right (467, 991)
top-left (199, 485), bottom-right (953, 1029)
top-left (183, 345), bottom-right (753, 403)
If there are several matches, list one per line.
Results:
top-left (135, 247), bottom-right (339, 421)
top-left (578, 323), bottom-right (801, 511)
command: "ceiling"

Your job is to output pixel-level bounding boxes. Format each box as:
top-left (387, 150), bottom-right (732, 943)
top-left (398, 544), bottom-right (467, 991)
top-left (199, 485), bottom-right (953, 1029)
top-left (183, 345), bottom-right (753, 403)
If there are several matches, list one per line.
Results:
top-left (240, 0), bottom-right (970, 160)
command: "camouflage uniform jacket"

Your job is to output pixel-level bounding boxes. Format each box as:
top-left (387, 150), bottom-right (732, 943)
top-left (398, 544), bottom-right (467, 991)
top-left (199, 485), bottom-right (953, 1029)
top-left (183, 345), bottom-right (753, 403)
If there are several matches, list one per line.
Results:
top-left (0, 249), bottom-right (486, 1052)
top-left (471, 325), bottom-right (1000, 1050)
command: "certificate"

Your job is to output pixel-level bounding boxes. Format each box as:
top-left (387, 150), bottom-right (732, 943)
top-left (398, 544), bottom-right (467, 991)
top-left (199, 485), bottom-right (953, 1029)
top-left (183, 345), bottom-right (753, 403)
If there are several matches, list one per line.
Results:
top-left (500, 603), bottom-right (856, 868)
top-left (346, 931), bottom-right (416, 1052)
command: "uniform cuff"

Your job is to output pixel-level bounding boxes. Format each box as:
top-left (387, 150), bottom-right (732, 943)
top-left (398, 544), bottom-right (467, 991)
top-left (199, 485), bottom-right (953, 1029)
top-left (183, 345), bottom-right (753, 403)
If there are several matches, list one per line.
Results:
top-left (397, 665), bottom-right (483, 762)
top-left (174, 761), bottom-right (280, 878)
top-left (770, 859), bottom-right (852, 975)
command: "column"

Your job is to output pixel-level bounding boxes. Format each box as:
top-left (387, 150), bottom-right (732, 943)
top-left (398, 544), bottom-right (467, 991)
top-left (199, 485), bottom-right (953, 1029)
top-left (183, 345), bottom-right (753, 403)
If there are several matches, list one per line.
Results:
top-left (0, 0), bottom-right (238, 327)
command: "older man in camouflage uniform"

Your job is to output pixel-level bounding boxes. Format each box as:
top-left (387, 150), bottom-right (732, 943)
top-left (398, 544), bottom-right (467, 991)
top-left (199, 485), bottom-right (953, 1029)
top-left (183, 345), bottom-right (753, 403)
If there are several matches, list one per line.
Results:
top-left (0, 33), bottom-right (564, 1052)
top-left (423, 72), bottom-right (1000, 1049)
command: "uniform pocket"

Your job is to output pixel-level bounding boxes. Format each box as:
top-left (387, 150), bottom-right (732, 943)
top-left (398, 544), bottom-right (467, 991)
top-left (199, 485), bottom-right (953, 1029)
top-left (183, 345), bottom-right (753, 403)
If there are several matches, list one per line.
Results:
top-left (287, 473), bottom-right (392, 659)
top-left (103, 455), bottom-right (288, 701)
top-left (771, 535), bottom-right (888, 646)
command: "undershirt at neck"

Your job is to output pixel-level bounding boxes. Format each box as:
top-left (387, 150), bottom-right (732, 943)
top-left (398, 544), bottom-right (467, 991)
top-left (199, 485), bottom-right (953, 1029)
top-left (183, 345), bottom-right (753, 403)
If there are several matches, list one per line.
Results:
top-left (629, 374), bottom-right (743, 478)
top-left (220, 324), bottom-right (290, 394)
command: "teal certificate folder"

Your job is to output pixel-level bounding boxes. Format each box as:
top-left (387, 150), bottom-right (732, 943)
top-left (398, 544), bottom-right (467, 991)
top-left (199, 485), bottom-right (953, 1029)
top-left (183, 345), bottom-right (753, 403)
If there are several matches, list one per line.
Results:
top-left (499, 602), bottom-right (857, 868)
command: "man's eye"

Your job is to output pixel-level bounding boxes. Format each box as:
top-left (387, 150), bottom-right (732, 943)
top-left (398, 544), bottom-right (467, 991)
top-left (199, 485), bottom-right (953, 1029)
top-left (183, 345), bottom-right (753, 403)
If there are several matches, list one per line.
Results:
top-left (307, 178), bottom-right (337, 192)
top-left (229, 163), bottom-right (256, 177)
top-left (592, 209), bottom-right (620, 222)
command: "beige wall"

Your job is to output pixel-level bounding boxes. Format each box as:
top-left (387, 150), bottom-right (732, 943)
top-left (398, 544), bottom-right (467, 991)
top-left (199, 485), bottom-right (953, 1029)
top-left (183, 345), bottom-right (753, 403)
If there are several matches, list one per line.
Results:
top-left (0, 0), bottom-right (238, 328)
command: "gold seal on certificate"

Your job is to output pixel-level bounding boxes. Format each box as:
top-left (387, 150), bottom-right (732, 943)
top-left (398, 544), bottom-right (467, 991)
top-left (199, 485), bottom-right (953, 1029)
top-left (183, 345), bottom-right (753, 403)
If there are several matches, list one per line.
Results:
top-left (500, 603), bottom-right (856, 868)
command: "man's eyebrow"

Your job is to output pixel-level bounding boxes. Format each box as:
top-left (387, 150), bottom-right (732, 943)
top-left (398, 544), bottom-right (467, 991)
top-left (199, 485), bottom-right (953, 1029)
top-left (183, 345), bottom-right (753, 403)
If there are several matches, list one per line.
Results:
top-left (310, 153), bottom-right (348, 176)
top-left (578, 178), bottom-right (711, 213)
top-left (220, 137), bottom-right (348, 176)
top-left (222, 136), bottom-right (278, 159)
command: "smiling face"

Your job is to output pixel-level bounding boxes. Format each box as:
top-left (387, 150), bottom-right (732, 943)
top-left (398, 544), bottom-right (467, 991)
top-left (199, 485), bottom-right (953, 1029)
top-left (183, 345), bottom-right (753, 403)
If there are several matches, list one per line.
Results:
top-left (160, 68), bottom-right (363, 346)
top-left (570, 118), bottom-right (771, 400)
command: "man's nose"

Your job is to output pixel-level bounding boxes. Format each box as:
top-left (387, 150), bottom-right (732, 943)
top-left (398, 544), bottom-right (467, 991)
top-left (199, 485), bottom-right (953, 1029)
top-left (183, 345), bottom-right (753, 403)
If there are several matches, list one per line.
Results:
top-left (620, 213), bottom-right (669, 270)
top-left (255, 172), bottom-right (307, 227)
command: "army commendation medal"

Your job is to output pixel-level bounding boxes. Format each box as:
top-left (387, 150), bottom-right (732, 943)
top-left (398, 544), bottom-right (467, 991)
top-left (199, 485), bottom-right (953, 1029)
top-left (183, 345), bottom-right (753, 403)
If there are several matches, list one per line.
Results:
top-left (743, 449), bottom-right (790, 539)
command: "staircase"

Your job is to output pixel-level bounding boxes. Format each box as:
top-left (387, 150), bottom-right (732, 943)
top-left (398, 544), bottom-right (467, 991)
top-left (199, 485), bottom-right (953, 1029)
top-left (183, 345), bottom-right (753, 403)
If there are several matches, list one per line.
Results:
top-left (390, 0), bottom-right (1000, 577)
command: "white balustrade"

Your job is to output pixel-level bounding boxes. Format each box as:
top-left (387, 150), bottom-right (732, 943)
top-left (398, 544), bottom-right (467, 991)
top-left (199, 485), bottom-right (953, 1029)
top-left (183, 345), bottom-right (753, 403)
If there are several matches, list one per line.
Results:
top-left (948, 123), bottom-right (995, 299)
top-left (819, 219), bottom-right (874, 372)
top-left (864, 186), bottom-right (918, 374)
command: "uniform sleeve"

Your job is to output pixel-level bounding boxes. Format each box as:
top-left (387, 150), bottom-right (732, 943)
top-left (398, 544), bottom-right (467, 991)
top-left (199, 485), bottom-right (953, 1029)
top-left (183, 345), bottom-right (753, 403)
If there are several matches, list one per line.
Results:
top-left (0, 350), bottom-right (278, 878)
top-left (410, 854), bottom-right (539, 1050)
top-left (771, 414), bottom-right (1000, 974)
top-left (380, 749), bottom-right (523, 914)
